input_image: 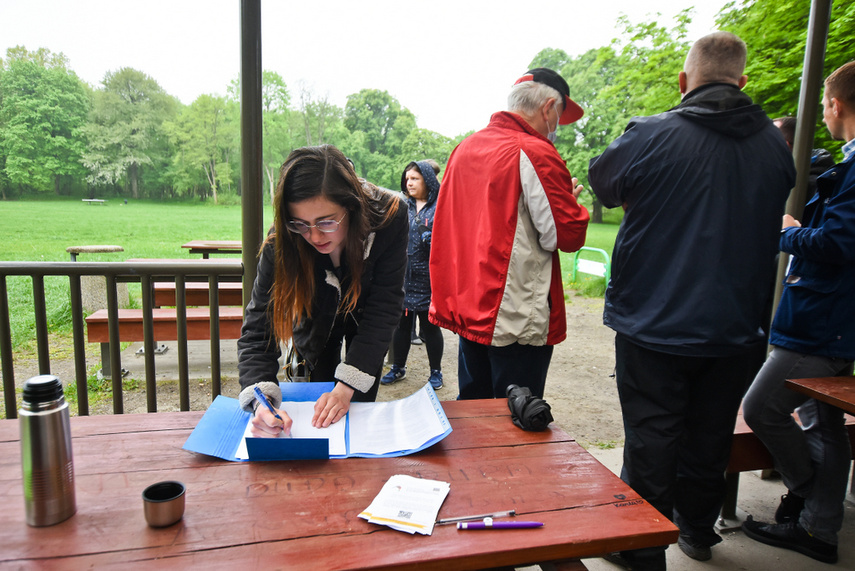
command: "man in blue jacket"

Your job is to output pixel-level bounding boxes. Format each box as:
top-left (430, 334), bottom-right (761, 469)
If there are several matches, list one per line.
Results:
top-left (588, 32), bottom-right (795, 569)
top-left (741, 61), bottom-right (855, 565)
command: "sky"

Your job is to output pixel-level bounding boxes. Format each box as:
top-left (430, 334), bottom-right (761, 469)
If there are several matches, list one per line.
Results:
top-left (1, 0), bottom-right (731, 138)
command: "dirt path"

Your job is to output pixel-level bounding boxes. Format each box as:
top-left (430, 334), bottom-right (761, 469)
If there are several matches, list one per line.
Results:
top-left (6, 296), bottom-right (623, 448)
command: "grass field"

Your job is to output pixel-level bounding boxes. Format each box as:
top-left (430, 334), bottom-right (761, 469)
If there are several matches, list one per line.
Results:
top-left (1, 198), bottom-right (618, 349)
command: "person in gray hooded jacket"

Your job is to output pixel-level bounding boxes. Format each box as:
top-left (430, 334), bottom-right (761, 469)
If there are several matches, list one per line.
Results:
top-left (588, 32), bottom-right (795, 569)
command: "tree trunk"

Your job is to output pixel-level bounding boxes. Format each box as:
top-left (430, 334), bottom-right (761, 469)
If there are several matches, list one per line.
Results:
top-left (592, 200), bottom-right (603, 224)
top-left (129, 163), bottom-right (140, 199)
top-left (265, 164), bottom-right (275, 204)
top-left (54, 174), bottom-right (61, 196)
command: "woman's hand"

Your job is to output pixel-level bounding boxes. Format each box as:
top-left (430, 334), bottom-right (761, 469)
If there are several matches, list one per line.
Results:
top-left (312, 383), bottom-right (355, 428)
top-left (250, 405), bottom-right (293, 437)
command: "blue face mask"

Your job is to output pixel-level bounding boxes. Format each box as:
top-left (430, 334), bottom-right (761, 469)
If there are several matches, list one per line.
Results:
top-left (547, 102), bottom-right (559, 143)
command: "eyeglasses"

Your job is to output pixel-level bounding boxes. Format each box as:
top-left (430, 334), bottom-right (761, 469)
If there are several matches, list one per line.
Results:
top-left (285, 212), bottom-right (347, 234)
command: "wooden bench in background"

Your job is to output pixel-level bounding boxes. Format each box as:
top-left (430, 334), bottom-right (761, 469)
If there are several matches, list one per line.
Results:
top-left (720, 411), bottom-right (855, 529)
top-left (153, 281), bottom-right (243, 307)
top-left (85, 307), bottom-right (244, 377)
top-left (85, 307), bottom-right (244, 344)
top-left (82, 198), bottom-right (106, 205)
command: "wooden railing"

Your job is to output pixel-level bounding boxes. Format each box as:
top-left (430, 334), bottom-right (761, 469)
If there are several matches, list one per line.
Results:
top-left (0, 260), bottom-right (243, 419)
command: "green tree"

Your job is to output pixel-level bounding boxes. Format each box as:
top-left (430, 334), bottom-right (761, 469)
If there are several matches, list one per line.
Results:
top-left (529, 11), bottom-right (692, 222)
top-left (163, 94), bottom-right (239, 203)
top-left (81, 68), bottom-right (177, 199)
top-left (343, 89), bottom-right (416, 185)
top-left (0, 47), bottom-right (89, 197)
top-left (399, 128), bottom-right (454, 170)
top-left (717, 0), bottom-right (855, 157)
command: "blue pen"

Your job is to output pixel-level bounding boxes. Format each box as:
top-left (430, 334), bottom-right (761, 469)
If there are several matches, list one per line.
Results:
top-left (253, 386), bottom-right (284, 422)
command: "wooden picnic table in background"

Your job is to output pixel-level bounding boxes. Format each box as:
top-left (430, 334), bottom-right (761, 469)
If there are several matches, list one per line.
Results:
top-left (181, 240), bottom-right (242, 258)
top-left (0, 399), bottom-right (677, 569)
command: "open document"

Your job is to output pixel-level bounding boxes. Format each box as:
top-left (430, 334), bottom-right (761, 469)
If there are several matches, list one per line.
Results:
top-left (183, 382), bottom-right (452, 461)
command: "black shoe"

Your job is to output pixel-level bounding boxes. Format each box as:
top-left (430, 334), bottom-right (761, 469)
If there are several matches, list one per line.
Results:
top-left (677, 534), bottom-right (711, 561)
top-left (602, 549), bottom-right (666, 571)
top-left (775, 491), bottom-right (805, 524)
top-left (742, 515), bottom-right (837, 564)
top-left (602, 552), bottom-right (632, 569)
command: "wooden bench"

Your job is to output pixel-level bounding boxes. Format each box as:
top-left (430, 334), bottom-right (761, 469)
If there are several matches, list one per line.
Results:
top-left (153, 281), bottom-right (243, 307)
top-left (82, 198), bottom-right (106, 205)
top-left (86, 307), bottom-right (243, 343)
top-left (720, 411), bottom-right (855, 528)
top-left (85, 307), bottom-right (244, 377)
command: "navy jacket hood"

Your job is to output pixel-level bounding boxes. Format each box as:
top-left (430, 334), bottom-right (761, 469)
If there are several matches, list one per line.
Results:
top-left (672, 83), bottom-right (769, 139)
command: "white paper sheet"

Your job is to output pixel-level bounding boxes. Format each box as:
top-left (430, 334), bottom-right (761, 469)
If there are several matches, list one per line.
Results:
top-left (359, 474), bottom-right (450, 534)
top-left (348, 385), bottom-right (448, 455)
top-left (235, 401), bottom-right (347, 459)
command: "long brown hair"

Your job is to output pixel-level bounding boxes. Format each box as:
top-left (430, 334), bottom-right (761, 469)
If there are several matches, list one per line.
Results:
top-left (267, 145), bottom-right (400, 343)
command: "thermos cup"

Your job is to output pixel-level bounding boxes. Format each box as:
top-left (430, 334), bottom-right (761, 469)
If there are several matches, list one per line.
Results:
top-left (19, 374), bottom-right (76, 526)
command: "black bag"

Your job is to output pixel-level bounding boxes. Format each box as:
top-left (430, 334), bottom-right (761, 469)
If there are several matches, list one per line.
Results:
top-left (506, 384), bottom-right (554, 431)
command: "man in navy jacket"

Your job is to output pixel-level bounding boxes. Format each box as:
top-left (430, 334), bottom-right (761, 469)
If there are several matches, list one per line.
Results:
top-left (741, 61), bottom-right (855, 566)
top-left (588, 32), bottom-right (795, 569)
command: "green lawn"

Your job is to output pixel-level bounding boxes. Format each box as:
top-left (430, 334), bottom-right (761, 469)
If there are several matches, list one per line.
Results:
top-left (2, 198), bottom-right (272, 348)
top-left (1, 198), bottom-right (618, 348)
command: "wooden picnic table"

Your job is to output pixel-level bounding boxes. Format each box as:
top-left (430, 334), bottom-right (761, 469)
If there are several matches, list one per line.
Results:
top-left (0, 399), bottom-right (677, 569)
top-left (785, 376), bottom-right (855, 415)
top-left (181, 240), bottom-right (242, 258)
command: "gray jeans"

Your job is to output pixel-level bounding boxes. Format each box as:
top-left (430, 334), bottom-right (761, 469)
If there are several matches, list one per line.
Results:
top-left (742, 347), bottom-right (854, 544)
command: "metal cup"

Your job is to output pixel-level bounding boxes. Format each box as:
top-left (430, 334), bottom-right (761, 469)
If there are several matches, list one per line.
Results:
top-left (142, 481), bottom-right (186, 527)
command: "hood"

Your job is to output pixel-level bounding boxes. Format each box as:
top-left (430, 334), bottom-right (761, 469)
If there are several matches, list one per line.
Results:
top-left (671, 83), bottom-right (770, 139)
top-left (401, 160), bottom-right (441, 207)
top-left (810, 148), bottom-right (836, 175)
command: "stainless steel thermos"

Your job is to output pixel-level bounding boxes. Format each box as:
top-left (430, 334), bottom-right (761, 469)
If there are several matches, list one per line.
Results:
top-left (19, 374), bottom-right (76, 526)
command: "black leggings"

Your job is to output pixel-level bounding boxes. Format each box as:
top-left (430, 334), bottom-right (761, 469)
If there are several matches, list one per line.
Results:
top-left (390, 310), bottom-right (443, 371)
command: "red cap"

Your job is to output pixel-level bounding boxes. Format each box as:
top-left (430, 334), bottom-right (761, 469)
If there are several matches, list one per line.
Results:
top-left (514, 68), bottom-right (584, 125)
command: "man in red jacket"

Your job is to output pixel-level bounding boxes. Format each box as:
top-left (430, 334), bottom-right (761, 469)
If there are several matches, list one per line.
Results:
top-left (428, 68), bottom-right (589, 400)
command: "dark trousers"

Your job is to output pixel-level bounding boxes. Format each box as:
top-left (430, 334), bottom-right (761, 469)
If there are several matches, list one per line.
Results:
top-left (614, 333), bottom-right (762, 555)
top-left (390, 309), bottom-right (444, 371)
top-left (457, 337), bottom-right (553, 399)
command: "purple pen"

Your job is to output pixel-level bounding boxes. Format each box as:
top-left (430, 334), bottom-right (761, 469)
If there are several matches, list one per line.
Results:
top-left (457, 520), bottom-right (543, 530)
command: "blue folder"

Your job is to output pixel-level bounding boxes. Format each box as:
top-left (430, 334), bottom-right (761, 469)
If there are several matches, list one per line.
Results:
top-left (182, 382), bottom-right (452, 461)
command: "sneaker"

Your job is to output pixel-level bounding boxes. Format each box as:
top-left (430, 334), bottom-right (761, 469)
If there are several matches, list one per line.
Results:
top-left (428, 369), bottom-right (443, 390)
top-left (411, 335), bottom-right (423, 346)
top-left (742, 515), bottom-right (838, 564)
top-left (381, 365), bottom-right (406, 385)
top-left (775, 491), bottom-right (805, 524)
top-left (677, 535), bottom-right (711, 561)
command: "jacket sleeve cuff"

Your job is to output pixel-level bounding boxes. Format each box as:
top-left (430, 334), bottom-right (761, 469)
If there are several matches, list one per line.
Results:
top-left (334, 362), bottom-right (375, 393)
top-left (238, 381), bottom-right (282, 413)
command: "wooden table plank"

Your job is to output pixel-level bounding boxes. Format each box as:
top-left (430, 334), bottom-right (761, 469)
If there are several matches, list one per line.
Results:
top-left (785, 376), bottom-right (855, 415)
top-left (181, 240), bottom-right (242, 258)
top-left (0, 401), bottom-right (677, 569)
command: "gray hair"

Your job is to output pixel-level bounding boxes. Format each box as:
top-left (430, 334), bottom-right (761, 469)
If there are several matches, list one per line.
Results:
top-left (508, 81), bottom-right (562, 117)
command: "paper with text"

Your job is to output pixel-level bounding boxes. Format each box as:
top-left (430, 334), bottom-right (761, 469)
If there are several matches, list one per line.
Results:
top-left (348, 384), bottom-right (449, 455)
top-left (359, 474), bottom-right (450, 534)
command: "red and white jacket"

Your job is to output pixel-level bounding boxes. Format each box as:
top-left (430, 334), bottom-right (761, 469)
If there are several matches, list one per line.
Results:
top-left (429, 111), bottom-right (589, 346)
